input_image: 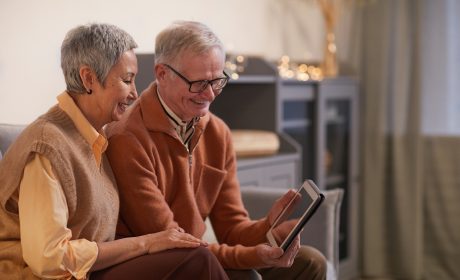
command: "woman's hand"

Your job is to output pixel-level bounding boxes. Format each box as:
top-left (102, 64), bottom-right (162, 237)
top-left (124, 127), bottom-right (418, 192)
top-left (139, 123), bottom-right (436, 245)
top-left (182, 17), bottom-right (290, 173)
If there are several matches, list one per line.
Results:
top-left (142, 228), bottom-right (208, 254)
top-left (92, 228), bottom-right (207, 272)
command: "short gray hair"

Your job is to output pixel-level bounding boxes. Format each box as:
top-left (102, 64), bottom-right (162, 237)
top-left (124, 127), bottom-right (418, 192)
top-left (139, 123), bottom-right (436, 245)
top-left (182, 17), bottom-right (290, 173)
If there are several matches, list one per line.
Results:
top-left (155, 21), bottom-right (224, 66)
top-left (61, 23), bottom-right (138, 93)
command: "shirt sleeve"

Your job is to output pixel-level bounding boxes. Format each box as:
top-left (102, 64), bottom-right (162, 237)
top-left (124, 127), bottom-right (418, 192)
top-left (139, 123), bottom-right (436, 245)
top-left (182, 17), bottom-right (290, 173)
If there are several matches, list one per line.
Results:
top-left (19, 153), bottom-right (98, 279)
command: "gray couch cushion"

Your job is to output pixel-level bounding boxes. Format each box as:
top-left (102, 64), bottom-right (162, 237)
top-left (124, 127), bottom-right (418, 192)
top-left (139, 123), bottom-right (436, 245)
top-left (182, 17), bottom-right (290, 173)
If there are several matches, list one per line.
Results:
top-left (240, 186), bottom-right (343, 277)
top-left (0, 123), bottom-right (26, 157)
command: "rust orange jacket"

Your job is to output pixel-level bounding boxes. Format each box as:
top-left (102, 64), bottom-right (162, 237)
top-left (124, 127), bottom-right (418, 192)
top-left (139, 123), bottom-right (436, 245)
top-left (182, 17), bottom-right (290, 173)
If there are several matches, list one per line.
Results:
top-left (106, 82), bottom-right (271, 269)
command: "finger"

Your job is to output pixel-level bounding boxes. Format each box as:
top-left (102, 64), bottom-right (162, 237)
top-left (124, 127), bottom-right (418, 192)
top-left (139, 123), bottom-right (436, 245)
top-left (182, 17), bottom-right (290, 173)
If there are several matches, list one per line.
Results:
top-left (285, 235), bottom-right (300, 254)
top-left (177, 232), bottom-right (208, 246)
top-left (181, 234), bottom-right (208, 246)
top-left (268, 189), bottom-right (298, 225)
top-left (267, 246), bottom-right (284, 259)
top-left (172, 240), bottom-right (202, 248)
top-left (256, 244), bottom-right (283, 267)
top-left (181, 232), bottom-right (202, 241)
top-left (147, 237), bottom-right (202, 254)
top-left (279, 189), bottom-right (297, 204)
top-left (168, 233), bottom-right (203, 245)
top-left (280, 237), bottom-right (300, 265)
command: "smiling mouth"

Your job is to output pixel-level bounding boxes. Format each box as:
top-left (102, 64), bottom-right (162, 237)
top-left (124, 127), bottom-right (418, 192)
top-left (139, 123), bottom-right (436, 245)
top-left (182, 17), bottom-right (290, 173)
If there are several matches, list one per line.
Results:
top-left (191, 99), bottom-right (207, 105)
top-left (118, 102), bottom-right (130, 112)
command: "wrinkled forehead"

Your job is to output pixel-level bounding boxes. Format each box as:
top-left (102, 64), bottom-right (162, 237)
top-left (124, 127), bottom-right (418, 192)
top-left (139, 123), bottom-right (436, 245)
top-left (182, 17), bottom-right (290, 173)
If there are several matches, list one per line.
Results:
top-left (173, 45), bottom-right (225, 64)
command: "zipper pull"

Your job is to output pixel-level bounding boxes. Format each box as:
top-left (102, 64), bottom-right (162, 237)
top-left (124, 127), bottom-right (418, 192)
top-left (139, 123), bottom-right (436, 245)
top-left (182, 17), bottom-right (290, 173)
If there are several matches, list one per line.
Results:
top-left (188, 153), bottom-right (193, 184)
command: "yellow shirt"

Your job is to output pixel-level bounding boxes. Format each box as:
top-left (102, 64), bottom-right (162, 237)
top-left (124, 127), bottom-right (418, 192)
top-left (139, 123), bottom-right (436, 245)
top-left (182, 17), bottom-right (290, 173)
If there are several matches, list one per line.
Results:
top-left (18, 92), bottom-right (107, 279)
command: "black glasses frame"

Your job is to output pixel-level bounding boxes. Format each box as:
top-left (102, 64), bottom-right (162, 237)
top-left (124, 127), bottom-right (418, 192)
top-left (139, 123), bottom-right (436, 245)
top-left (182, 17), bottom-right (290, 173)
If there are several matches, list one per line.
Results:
top-left (164, 64), bottom-right (229, 93)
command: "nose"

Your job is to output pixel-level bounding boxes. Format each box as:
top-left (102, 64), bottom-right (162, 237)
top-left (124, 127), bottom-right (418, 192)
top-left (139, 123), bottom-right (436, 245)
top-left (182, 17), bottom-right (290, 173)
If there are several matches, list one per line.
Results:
top-left (130, 83), bottom-right (138, 100)
top-left (199, 84), bottom-right (217, 100)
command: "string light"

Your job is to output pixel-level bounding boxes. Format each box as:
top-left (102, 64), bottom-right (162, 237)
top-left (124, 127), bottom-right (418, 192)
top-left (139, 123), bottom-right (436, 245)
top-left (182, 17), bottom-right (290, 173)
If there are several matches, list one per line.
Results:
top-left (277, 55), bottom-right (323, 81)
top-left (225, 53), bottom-right (248, 80)
top-left (225, 53), bottom-right (324, 81)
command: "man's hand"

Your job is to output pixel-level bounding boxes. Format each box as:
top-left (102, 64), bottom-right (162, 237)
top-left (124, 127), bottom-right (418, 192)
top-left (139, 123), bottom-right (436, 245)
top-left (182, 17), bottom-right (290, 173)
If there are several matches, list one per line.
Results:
top-left (255, 235), bottom-right (301, 268)
top-left (267, 189), bottom-right (297, 226)
top-left (271, 219), bottom-right (299, 244)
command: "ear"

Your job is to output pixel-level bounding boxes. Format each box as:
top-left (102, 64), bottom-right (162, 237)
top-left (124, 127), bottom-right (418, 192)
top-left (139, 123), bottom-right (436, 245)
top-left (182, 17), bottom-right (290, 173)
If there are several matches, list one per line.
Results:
top-left (154, 64), bottom-right (167, 82)
top-left (79, 65), bottom-right (95, 92)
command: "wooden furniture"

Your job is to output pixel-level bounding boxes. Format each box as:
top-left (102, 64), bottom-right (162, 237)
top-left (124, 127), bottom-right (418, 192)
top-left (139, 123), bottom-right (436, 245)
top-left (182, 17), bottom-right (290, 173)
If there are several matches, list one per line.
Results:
top-left (236, 133), bottom-right (301, 188)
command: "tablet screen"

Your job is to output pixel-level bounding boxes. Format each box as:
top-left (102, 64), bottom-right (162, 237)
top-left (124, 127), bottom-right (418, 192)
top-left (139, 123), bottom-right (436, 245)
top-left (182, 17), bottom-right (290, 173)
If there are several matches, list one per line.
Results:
top-left (267, 180), bottom-right (323, 250)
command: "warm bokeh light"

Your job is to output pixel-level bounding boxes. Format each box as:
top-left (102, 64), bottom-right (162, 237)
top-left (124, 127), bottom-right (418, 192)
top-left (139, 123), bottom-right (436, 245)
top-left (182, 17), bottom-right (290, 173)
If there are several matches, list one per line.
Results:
top-left (225, 54), bottom-right (324, 81)
top-left (277, 55), bottom-right (323, 81)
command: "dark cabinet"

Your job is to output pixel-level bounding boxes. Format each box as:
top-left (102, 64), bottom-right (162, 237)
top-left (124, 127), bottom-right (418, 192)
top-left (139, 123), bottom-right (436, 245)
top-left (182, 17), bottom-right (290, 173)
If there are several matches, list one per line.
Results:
top-left (278, 78), bottom-right (359, 280)
top-left (213, 57), bottom-right (359, 280)
top-left (211, 58), bottom-right (302, 189)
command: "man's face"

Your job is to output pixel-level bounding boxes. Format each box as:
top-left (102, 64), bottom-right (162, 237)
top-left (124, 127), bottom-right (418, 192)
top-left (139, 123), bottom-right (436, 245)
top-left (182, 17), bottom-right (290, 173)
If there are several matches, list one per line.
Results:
top-left (156, 47), bottom-right (226, 122)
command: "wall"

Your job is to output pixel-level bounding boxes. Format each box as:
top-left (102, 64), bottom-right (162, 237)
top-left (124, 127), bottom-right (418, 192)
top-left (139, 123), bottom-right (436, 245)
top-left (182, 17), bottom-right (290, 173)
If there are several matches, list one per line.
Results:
top-left (0, 0), bottom-right (358, 124)
top-left (420, 0), bottom-right (460, 135)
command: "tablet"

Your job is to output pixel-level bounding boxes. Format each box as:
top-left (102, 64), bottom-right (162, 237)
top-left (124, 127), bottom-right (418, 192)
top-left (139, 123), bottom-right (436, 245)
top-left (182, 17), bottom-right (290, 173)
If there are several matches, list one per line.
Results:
top-left (266, 180), bottom-right (324, 251)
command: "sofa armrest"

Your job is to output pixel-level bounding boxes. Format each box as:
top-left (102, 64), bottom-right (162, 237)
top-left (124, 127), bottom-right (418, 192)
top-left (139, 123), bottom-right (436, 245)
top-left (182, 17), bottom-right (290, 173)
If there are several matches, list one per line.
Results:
top-left (240, 186), bottom-right (343, 277)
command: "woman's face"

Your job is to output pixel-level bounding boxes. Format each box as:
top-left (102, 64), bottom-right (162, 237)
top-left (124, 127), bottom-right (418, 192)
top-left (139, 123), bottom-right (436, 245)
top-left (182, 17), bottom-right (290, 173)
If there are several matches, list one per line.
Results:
top-left (93, 50), bottom-right (138, 125)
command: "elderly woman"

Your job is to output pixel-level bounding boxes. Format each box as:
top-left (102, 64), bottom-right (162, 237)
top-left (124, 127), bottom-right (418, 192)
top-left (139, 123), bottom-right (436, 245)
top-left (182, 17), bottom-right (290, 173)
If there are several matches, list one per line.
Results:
top-left (0, 23), bottom-right (228, 280)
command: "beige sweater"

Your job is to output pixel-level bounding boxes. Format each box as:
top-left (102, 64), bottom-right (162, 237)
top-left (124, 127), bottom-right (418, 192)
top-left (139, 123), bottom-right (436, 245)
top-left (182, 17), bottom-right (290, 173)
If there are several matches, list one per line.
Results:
top-left (0, 106), bottom-right (119, 279)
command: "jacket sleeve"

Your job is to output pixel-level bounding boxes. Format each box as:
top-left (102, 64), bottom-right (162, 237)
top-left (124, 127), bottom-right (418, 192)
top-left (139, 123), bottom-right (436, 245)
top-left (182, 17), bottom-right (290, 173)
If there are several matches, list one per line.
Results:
top-left (207, 123), bottom-right (273, 250)
top-left (203, 122), bottom-right (278, 269)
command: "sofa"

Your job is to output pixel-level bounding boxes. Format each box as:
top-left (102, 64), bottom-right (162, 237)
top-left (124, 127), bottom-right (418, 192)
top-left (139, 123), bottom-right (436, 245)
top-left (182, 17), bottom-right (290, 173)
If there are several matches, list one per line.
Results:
top-left (0, 123), bottom-right (343, 279)
top-left (205, 187), bottom-right (343, 280)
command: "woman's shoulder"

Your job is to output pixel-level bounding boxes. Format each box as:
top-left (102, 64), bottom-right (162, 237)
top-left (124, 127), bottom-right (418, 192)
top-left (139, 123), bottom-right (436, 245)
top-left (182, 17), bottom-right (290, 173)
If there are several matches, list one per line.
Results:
top-left (11, 108), bottom-right (81, 160)
top-left (26, 116), bottom-right (74, 145)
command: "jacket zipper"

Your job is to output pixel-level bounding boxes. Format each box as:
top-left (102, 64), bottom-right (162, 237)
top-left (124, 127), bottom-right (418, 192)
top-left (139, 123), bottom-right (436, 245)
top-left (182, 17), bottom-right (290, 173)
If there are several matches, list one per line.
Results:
top-left (188, 153), bottom-right (193, 184)
top-left (186, 145), bottom-right (193, 185)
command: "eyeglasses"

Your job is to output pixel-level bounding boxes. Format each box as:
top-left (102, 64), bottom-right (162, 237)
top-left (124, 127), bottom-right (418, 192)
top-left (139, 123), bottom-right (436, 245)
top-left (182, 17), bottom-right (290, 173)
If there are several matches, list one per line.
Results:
top-left (164, 64), bottom-right (229, 94)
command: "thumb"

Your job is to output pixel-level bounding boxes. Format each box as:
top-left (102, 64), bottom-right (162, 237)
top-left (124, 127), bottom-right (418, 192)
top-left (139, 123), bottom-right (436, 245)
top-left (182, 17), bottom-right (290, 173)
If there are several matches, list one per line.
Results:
top-left (269, 247), bottom-right (284, 258)
top-left (269, 189), bottom-right (297, 224)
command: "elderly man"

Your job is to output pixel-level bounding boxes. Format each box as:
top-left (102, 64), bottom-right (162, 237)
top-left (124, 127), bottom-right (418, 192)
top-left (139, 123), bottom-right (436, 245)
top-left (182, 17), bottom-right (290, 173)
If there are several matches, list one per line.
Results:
top-left (106, 20), bottom-right (326, 280)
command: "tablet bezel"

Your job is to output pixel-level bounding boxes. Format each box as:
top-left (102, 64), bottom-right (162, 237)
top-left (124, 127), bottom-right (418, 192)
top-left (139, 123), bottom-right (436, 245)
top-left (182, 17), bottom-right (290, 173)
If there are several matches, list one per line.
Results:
top-left (266, 179), bottom-right (324, 251)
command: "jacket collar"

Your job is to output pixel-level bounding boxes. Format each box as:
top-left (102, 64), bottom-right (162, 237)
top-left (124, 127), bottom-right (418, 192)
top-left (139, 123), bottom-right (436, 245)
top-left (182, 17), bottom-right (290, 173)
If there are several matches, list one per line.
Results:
top-left (139, 82), bottom-right (210, 148)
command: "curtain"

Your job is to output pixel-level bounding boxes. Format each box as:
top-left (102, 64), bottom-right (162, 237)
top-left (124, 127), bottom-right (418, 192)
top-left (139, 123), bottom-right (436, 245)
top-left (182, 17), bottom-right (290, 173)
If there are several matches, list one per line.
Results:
top-left (360, 0), bottom-right (423, 278)
top-left (423, 137), bottom-right (460, 279)
top-left (359, 0), bottom-right (460, 279)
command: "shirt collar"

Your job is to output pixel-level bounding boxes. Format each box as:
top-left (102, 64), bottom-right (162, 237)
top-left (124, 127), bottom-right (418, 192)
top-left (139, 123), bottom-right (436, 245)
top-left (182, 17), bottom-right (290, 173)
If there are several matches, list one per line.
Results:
top-left (157, 87), bottom-right (199, 128)
top-left (57, 91), bottom-right (108, 165)
top-left (156, 87), bottom-right (200, 148)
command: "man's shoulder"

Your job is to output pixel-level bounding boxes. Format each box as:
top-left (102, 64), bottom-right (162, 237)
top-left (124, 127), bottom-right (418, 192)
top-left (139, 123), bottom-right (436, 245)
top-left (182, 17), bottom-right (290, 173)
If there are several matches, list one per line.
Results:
top-left (200, 113), bottom-right (233, 147)
top-left (206, 112), bottom-right (231, 133)
top-left (106, 103), bottom-right (144, 138)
